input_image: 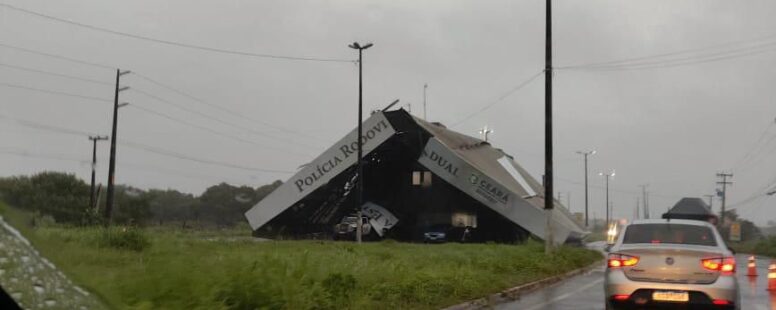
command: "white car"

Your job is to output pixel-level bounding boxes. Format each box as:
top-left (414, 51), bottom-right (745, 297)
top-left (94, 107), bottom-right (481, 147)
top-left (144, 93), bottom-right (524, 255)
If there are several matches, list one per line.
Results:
top-left (604, 219), bottom-right (739, 310)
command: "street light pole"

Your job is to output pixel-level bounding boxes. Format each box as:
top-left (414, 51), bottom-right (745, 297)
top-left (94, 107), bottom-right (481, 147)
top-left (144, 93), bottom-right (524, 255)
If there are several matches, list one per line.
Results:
top-left (576, 150), bottom-right (595, 228)
top-left (478, 126), bottom-right (493, 142)
top-left (105, 69), bottom-right (130, 225)
top-left (349, 42), bottom-right (373, 244)
top-left (88, 135), bottom-right (109, 210)
top-left (599, 170), bottom-right (615, 227)
top-left (423, 83), bottom-right (428, 119)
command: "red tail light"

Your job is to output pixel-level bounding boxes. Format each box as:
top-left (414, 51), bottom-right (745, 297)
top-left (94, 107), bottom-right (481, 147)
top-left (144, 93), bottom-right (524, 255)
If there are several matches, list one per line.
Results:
top-left (608, 253), bottom-right (639, 268)
top-left (701, 257), bottom-right (736, 273)
top-left (611, 294), bottom-right (630, 301)
top-left (712, 299), bottom-right (732, 305)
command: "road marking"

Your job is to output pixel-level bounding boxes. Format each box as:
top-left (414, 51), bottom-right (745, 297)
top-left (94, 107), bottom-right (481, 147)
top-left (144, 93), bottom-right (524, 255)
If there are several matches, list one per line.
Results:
top-left (520, 277), bottom-right (604, 310)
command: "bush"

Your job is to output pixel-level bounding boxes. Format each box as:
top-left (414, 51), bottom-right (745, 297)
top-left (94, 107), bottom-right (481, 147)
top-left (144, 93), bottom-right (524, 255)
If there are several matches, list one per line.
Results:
top-left (97, 227), bottom-right (151, 251)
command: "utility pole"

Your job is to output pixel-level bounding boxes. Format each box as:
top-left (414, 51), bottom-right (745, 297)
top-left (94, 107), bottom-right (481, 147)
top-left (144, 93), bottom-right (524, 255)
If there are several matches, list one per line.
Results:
top-left (566, 192), bottom-right (571, 212)
top-left (88, 135), bottom-right (108, 210)
top-left (423, 83), bottom-right (428, 119)
top-left (600, 170), bottom-right (615, 227)
top-left (635, 198), bottom-right (640, 221)
top-left (703, 194), bottom-right (714, 212)
top-left (105, 69), bottom-right (130, 225)
top-left (639, 184), bottom-right (649, 219)
top-left (478, 126), bottom-right (493, 142)
top-left (544, 0), bottom-right (554, 254)
top-left (716, 172), bottom-right (733, 226)
top-left (349, 42), bottom-right (373, 244)
top-left (576, 150), bottom-right (595, 228)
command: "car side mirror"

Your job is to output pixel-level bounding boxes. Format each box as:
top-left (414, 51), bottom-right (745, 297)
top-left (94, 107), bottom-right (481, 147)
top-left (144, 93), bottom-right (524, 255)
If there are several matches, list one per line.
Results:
top-left (728, 246), bottom-right (736, 255)
top-left (604, 244), bottom-right (613, 253)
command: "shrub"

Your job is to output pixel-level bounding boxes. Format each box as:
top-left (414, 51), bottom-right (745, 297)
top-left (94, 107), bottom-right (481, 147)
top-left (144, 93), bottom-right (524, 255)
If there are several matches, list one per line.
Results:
top-left (97, 227), bottom-right (151, 251)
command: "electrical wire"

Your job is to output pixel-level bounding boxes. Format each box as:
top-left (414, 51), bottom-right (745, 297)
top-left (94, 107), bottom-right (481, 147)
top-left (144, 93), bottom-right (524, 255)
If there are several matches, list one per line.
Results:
top-left (0, 42), bottom-right (115, 70)
top-left (0, 43), bottom-right (330, 145)
top-left (0, 82), bottom-right (110, 102)
top-left (128, 86), bottom-right (320, 151)
top-left (0, 148), bottom-right (266, 183)
top-left (0, 3), bottom-right (353, 63)
top-left (555, 176), bottom-right (683, 200)
top-left (450, 70), bottom-right (544, 127)
top-left (560, 38), bottom-right (776, 72)
top-left (119, 140), bottom-right (294, 174)
top-left (0, 114), bottom-right (296, 174)
top-left (125, 104), bottom-right (310, 157)
top-left (0, 62), bottom-right (112, 86)
top-left (130, 72), bottom-right (324, 142)
top-left (0, 82), bottom-right (312, 157)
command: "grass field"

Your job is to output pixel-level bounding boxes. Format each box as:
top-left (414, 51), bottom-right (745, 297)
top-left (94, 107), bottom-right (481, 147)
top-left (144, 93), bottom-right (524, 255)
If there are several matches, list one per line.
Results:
top-left (730, 237), bottom-right (776, 258)
top-left (0, 203), bottom-right (602, 309)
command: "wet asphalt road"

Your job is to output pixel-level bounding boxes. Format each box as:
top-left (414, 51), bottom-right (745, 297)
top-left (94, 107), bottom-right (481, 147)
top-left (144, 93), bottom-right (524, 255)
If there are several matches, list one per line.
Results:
top-left (497, 242), bottom-right (776, 310)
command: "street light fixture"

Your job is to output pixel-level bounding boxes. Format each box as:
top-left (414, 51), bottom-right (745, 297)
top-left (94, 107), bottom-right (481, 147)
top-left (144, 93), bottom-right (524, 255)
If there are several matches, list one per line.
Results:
top-left (478, 126), bottom-right (494, 142)
top-left (575, 150), bottom-right (596, 228)
top-left (348, 41), bottom-right (373, 244)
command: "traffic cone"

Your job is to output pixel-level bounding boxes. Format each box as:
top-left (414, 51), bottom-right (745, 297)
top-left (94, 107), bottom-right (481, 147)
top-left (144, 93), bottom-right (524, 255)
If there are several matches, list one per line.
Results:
top-left (768, 261), bottom-right (776, 291)
top-left (748, 256), bottom-right (758, 277)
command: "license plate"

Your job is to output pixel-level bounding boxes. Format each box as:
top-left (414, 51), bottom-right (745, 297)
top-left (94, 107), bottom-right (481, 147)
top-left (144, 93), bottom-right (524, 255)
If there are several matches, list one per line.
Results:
top-left (652, 291), bottom-right (689, 302)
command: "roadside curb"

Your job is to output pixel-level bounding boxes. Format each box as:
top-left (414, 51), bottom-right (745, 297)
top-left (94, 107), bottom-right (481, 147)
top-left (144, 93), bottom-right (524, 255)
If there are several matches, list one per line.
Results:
top-left (442, 259), bottom-right (604, 310)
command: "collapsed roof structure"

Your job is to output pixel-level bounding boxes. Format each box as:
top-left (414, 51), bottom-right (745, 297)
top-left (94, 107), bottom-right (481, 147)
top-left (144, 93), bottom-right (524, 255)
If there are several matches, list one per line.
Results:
top-left (244, 110), bottom-right (587, 244)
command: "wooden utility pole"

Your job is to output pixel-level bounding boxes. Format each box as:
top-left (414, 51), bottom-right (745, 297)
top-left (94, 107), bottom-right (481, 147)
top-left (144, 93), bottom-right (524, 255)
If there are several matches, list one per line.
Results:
top-left (703, 194), bottom-right (714, 213)
top-left (717, 172), bottom-right (733, 226)
top-left (88, 135), bottom-right (108, 210)
top-left (105, 69), bottom-right (130, 225)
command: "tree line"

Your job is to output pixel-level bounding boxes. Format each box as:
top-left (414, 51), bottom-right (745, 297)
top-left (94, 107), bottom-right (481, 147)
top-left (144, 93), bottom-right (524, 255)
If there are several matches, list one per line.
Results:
top-left (0, 171), bottom-right (281, 228)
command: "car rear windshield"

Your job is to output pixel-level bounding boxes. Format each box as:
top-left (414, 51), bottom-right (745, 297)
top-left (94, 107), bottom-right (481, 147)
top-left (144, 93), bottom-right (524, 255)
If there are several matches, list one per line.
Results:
top-left (623, 223), bottom-right (717, 246)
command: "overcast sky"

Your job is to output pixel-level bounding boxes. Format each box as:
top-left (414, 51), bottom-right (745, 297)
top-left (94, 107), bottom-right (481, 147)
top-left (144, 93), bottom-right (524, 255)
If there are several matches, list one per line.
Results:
top-left (2, 0), bottom-right (775, 224)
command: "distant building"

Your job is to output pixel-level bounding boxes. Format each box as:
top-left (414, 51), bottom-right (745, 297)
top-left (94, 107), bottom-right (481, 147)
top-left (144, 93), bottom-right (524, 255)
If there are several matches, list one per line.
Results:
top-left (662, 197), bottom-right (718, 224)
top-left (244, 110), bottom-right (587, 244)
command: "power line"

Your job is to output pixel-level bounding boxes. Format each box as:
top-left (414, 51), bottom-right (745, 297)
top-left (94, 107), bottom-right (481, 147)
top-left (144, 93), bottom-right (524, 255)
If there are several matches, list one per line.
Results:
top-left (125, 104), bottom-right (309, 157)
top-left (0, 62), bottom-right (112, 85)
top-left (0, 148), bottom-right (266, 183)
top-left (451, 70), bottom-right (544, 127)
top-left (556, 176), bottom-right (683, 200)
top-left (0, 3), bottom-right (353, 63)
top-left (0, 114), bottom-right (295, 174)
top-left (130, 72), bottom-right (324, 142)
top-left (0, 82), bottom-right (110, 102)
top-left (560, 33), bottom-right (776, 71)
top-left (1, 82), bottom-right (311, 157)
top-left (119, 140), bottom-right (294, 174)
top-left (1, 43), bottom-right (330, 144)
top-left (128, 86), bottom-right (319, 151)
top-left (0, 42), bottom-right (115, 70)
top-left (0, 113), bottom-right (92, 136)
top-left (566, 45), bottom-right (776, 71)
top-left (0, 147), bottom-right (89, 164)
top-left (730, 120), bottom-right (776, 173)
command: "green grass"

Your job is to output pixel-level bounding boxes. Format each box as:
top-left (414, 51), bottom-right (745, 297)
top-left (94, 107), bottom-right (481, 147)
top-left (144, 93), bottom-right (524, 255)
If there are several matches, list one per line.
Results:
top-left (730, 237), bottom-right (776, 258)
top-left (0, 203), bottom-right (602, 309)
